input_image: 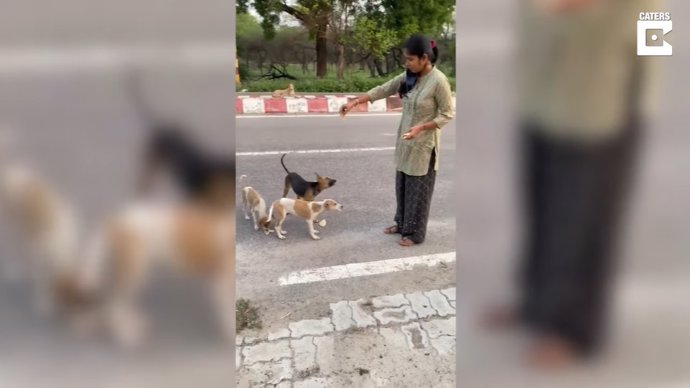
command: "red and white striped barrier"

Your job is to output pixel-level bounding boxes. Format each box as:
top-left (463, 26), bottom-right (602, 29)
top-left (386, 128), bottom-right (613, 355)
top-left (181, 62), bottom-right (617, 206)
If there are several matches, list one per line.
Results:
top-left (236, 94), bottom-right (404, 115)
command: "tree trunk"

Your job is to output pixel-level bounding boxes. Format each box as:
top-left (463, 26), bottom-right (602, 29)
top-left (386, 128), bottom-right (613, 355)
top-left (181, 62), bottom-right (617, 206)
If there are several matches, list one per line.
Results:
top-left (374, 58), bottom-right (385, 77)
top-left (336, 44), bottom-right (345, 80)
top-left (316, 22), bottom-right (328, 78)
top-left (367, 59), bottom-right (376, 77)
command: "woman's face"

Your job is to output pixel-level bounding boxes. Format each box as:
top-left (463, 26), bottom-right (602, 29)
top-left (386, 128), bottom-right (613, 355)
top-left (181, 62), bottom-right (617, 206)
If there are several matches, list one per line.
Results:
top-left (404, 49), bottom-right (429, 74)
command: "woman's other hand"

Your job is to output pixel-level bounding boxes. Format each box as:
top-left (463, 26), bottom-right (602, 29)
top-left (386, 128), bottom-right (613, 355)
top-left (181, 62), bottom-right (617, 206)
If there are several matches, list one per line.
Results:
top-left (402, 125), bottom-right (424, 140)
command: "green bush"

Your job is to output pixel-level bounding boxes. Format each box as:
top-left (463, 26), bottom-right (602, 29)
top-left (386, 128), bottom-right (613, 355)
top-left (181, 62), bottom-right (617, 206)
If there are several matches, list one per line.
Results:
top-left (239, 74), bottom-right (456, 93)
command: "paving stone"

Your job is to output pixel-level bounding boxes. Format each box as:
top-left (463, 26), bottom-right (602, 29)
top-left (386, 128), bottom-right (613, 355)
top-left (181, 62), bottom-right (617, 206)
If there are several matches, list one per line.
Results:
top-left (268, 328), bottom-right (291, 341)
top-left (289, 318), bottom-right (334, 338)
top-left (275, 381), bottom-right (292, 388)
top-left (330, 300), bottom-right (355, 331)
top-left (421, 317), bottom-right (456, 339)
top-left (349, 300), bottom-right (377, 328)
top-left (440, 287), bottom-right (456, 302)
top-left (371, 293), bottom-right (409, 309)
top-left (242, 339), bottom-right (291, 365)
top-left (405, 291), bottom-right (437, 319)
top-left (430, 336), bottom-right (456, 355)
top-left (269, 359), bottom-right (293, 386)
top-left (450, 301), bottom-right (456, 309)
top-left (314, 335), bottom-right (336, 375)
top-left (401, 322), bottom-right (430, 350)
top-left (379, 327), bottom-right (408, 349)
top-left (373, 305), bottom-right (416, 325)
top-left (294, 377), bottom-right (336, 388)
top-left (424, 290), bottom-right (456, 317)
top-left (240, 358), bottom-right (293, 386)
top-left (244, 336), bottom-right (260, 345)
top-left (236, 335), bottom-right (244, 346)
top-left (291, 336), bottom-right (317, 372)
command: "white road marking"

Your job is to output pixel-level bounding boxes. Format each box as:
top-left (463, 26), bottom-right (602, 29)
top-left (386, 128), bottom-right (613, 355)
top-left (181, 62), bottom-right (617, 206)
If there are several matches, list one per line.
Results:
top-left (236, 113), bottom-right (402, 119)
top-left (278, 251), bottom-right (456, 286)
top-left (237, 147), bottom-right (395, 156)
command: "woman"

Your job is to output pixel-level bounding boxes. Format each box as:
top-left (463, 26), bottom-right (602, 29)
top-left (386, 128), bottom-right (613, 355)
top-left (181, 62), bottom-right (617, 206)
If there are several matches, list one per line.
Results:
top-left (340, 34), bottom-right (454, 246)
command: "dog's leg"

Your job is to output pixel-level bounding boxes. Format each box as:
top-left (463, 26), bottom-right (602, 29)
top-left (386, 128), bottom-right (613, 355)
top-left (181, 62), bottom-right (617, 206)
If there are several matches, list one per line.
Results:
top-left (30, 250), bottom-right (56, 317)
top-left (306, 220), bottom-right (320, 240)
top-left (275, 216), bottom-right (287, 239)
top-left (242, 200), bottom-right (251, 220)
top-left (107, 245), bottom-right (149, 349)
top-left (251, 209), bottom-right (259, 231)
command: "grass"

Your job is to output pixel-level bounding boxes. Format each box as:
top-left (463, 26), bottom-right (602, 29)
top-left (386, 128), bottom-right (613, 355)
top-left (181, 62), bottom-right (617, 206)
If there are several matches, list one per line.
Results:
top-left (238, 63), bottom-right (456, 93)
top-left (236, 298), bottom-right (263, 332)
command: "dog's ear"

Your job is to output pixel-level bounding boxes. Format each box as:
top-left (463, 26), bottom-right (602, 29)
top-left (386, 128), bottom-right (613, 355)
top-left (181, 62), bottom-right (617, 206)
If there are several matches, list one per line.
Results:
top-left (314, 172), bottom-right (321, 178)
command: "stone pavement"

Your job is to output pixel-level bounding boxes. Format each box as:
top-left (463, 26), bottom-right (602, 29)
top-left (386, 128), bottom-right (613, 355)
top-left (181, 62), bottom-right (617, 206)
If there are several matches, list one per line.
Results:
top-left (236, 287), bottom-right (456, 387)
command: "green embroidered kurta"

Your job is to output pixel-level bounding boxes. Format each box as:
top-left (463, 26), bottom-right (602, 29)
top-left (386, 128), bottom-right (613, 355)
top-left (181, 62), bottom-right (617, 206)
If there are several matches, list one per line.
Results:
top-left (366, 67), bottom-right (455, 176)
top-left (515, 0), bottom-right (662, 142)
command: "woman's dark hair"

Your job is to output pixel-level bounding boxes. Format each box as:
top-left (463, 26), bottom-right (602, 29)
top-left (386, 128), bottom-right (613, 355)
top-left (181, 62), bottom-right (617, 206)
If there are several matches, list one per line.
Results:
top-left (398, 34), bottom-right (439, 98)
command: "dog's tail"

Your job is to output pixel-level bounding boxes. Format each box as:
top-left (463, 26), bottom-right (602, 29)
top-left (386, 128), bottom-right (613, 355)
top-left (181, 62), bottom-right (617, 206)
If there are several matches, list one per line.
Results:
top-left (124, 65), bottom-right (157, 129)
top-left (280, 153), bottom-right (290, 174)
top-left (239, 174), bottom-right (248, 186)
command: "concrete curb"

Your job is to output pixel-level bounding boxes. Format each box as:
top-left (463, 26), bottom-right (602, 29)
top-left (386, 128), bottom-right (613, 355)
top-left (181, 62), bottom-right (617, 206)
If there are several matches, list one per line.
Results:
top-left (236, 94), bottom-right (402, 115)
top-left (236, 286), bottom-right (456, 386)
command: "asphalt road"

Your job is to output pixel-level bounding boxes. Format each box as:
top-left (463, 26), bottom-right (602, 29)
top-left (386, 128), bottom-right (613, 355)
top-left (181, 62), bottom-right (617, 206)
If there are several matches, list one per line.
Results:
top-left (235, 114), bottom-right (457, 328)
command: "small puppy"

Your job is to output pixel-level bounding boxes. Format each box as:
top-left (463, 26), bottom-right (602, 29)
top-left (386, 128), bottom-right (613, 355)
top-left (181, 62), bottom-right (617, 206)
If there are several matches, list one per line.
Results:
top-left (0, 163), bottom-right (82, 315)
top-left (272, 83), bottom-right (295, 98)
top-left (281, 153), bottom-right (336, 201)
top-left (268, 198), bottom-right (342, 240)
top-left (239, 175), bottom-right (271, 234)
top-left (78, 201), bottom-right (234, 348)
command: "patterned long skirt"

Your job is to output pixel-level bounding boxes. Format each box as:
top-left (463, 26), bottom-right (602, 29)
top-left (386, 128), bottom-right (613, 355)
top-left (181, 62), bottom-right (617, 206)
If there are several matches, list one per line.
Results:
top-left (394, 150), bottom-right (437, 244)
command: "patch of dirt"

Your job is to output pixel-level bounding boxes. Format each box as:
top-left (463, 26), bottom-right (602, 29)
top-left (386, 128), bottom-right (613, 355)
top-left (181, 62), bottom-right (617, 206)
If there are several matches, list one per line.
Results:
top-left (236, 298), bottom-right (263, 332)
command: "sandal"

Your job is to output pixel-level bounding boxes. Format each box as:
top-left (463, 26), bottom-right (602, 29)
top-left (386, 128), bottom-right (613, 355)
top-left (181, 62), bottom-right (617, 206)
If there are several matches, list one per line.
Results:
top-left (383, 225), bottom-right (400, 234)
top-left (398, 237), bottom-right (416, 247)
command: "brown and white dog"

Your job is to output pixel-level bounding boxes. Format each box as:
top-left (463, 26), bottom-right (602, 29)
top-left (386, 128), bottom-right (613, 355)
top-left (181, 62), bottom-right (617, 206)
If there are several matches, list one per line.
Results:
top-left (79, 201), bottom-right (234, 348)
top-left (0, 162), bottom-right (82, 315)
top-left (267, 198), bottom-right (342, 240)
top-left (239, 175), bottom-right (271, 234)
top-left (272, 83), bottom-right (295, 98)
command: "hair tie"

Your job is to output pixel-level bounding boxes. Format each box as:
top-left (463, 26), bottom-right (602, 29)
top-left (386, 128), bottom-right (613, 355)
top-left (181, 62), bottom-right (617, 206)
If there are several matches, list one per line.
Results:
top-left (430, 40), bottom-right (436, 49)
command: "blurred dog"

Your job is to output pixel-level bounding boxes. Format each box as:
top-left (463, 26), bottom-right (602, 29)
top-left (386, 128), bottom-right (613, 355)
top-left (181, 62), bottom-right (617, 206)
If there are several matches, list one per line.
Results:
top-left (126, 69), bottom-right (234, 208)
top-left (0, 162), bottom-right (83, 315)
top-left (79, 201), bottom-right (234, 348)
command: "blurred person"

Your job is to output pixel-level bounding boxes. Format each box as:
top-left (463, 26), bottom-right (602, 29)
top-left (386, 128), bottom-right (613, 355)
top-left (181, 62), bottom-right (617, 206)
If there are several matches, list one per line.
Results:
top-left (484, 0), bottom-right (662, 367)
top-left (339, 34), bottom-right (455, 247)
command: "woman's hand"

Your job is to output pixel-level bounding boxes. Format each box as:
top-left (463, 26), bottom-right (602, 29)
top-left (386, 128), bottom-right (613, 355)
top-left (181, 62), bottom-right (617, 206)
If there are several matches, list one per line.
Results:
top-left (339, 100), bottom-right (358, 118)
top-left (402, 125), bottom-right (424, 140)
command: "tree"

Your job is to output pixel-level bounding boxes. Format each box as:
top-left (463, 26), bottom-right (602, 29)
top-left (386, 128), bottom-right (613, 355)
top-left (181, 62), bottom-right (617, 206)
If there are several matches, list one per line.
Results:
top-left (350, 15), bottom-right (397, 76)
top-left (329, 0), bottom-right (357, 79)
top-left (253, 0), bottom-right (335, 78)
top-left (236, 13), bottom-right (263, 75)
top-left (380, 0), bottom-right (455, 42)
top-left (237, 0), bottom-right (250, 14)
